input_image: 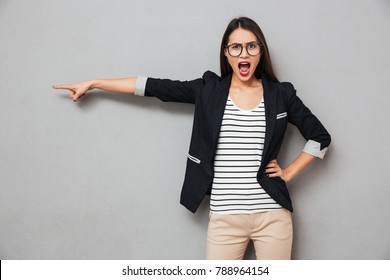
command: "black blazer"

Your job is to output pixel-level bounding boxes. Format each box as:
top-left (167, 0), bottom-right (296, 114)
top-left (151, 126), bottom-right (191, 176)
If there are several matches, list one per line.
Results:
top-left (145, 71), bottom-right (331, 213)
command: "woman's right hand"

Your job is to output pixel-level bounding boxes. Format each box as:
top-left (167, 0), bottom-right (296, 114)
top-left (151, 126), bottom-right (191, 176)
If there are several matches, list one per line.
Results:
top-left (52, 80), bottom-right (95, 102)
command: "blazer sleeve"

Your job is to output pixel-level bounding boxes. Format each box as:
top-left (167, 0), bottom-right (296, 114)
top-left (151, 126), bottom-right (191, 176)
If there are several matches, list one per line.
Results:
top-left (143, 76), bottom-right (205, 104)
top-left (283, 83), bottom-right (331, 159)
top-left (142, 71), bottom-right (219, 104)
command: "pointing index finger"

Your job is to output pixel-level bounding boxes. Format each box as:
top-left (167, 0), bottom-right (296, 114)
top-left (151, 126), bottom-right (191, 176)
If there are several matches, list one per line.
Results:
top-left (52, 84), bottom-right (76, 93)
top-left (52, 84), bottom-right (68, 89)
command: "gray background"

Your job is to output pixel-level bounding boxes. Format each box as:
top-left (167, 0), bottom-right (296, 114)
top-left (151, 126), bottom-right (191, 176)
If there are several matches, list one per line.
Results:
top-left (1, 0), bottom-right (389, 260)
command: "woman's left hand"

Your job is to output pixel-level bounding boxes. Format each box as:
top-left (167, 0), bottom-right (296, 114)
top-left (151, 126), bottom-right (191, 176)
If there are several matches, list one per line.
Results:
top-left (265, 159), bottom-right (290, 182)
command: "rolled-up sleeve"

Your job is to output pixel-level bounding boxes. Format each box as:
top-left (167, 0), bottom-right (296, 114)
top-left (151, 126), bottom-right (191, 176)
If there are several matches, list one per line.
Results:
top-left (135, 76), bottom-right (148, 96)
top-left (303, 139), bottom-right (328, 159)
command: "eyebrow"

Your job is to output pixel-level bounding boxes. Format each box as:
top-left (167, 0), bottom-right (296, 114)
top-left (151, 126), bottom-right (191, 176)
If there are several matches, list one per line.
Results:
top-left (228, 41), bottom-right (259, 45)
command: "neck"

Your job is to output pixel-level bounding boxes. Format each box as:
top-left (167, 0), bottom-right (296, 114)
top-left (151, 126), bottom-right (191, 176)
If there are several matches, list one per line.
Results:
top-left (231, 74), bottom-right (261, 88)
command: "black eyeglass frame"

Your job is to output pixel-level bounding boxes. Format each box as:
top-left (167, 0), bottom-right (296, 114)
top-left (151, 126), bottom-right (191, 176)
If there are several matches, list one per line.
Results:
top-left (224, 42), bottom-right (262, 57)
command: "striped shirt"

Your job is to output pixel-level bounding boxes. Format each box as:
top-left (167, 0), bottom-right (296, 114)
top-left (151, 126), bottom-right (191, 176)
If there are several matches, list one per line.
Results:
top-left (210, 97), bottom-right (282, 214)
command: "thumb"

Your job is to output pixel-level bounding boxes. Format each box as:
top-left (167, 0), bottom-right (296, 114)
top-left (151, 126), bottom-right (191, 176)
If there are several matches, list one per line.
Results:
top-left (72, 90), bottom-right (87, 101)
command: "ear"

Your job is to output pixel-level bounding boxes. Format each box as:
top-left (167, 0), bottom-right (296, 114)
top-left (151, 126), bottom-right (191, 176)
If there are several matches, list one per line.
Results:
top-left (224, 47), bottom-right (229, 57)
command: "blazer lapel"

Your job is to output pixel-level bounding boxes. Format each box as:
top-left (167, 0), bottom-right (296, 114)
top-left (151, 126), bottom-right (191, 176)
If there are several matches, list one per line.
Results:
top-left (211, 74), bottom-right (231, 150)
top-left (262, 77), bottom-right (278, 169)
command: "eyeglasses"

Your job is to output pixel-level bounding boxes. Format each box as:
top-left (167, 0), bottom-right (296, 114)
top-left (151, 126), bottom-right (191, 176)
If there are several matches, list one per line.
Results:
top-left (225, 42), bottom-right (262, 57)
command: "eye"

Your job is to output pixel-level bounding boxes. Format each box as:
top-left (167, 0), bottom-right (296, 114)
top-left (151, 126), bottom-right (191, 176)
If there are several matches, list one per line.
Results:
top-left (231, 44), bottom-right (242, 50)
top-left (248, 43), bottom-right (258, 49)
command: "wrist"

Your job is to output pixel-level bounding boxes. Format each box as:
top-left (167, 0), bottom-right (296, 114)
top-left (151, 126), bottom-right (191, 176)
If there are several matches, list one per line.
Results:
top-left (89, 79), bottom-right (99, 90)
top-left (283, 168), bottom-right (293, 183)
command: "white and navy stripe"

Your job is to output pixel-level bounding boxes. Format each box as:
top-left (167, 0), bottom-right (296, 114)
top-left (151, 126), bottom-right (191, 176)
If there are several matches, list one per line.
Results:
top-left (210, 97), bottom-right (282, 214)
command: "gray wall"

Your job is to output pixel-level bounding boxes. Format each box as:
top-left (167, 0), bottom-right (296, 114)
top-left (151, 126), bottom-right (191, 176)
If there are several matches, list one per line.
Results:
top-left (1, 0), bottom-right (389, 260)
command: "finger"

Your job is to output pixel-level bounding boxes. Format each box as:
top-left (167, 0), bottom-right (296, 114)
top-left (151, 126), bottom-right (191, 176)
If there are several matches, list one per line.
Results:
top-left (72, 91), bottom-right (81, 102)
top-left (53, 84), bottom-right (78, 99)
top-left (266, 167), bottom-right (278, 174)
top-left (268, 172), bottom-right (280, 178)
top-left (267, 168), bottom-right (281, 176)
top-left (73, 91), bottom-right (87, 102)
top-left (266, 163), bottom-right (282, 173)
top-left (69, 91), bottom-right (76, 101)
top-left (266, 159), bottom-right (277, 166)
top-left (266, 162), bottom-right (278, 168)
top-left (52, 84), bottom-right (73, 90)
top-left (266, 165), bottom-right (278, 170)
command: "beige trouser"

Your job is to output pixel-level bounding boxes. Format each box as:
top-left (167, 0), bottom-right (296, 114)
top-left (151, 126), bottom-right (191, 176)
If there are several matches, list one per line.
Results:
top-left (206, 209), bottom-right (293, 260)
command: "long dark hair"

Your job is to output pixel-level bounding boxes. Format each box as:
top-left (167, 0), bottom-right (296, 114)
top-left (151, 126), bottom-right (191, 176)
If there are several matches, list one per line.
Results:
top-left (220, 17), bottom-right (278, 82)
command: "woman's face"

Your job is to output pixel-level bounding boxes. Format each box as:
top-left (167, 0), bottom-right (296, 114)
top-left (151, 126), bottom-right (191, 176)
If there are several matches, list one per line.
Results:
top-left (224, 28), bottom-right (261, 83)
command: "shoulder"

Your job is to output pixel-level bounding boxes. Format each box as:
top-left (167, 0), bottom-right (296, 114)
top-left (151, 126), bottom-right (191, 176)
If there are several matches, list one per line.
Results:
top-left (280, 81), bottom-right (295, 93)
top-left (201, 71), bottom-right (232, 92)
top-left (263, 77), bottom-right (296, 102)
top-left (264, 77), bottom-right (295, 92)
top-left (280, 82), bottom-right (296, 102)
top-left (202, 70), bottom-right (220, 81)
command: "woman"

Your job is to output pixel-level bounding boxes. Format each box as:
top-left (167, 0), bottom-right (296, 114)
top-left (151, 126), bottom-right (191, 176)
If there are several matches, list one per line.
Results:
top-left (53, 17), bottom-right (331, 260)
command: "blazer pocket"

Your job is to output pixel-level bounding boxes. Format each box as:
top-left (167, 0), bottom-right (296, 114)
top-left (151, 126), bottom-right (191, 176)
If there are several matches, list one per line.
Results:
top-left (276, 112), bottom-right (287, 119)
top-left (188, 154), bottom-right (201, 164)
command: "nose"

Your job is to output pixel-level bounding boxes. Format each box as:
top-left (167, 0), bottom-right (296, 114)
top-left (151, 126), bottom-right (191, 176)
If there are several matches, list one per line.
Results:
top-left (239, 46), bottom-right (249, 58)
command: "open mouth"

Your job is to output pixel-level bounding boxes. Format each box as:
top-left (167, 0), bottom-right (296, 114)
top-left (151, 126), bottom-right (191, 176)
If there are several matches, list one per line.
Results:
top-left (238, 62), bottom-right (250, 76)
